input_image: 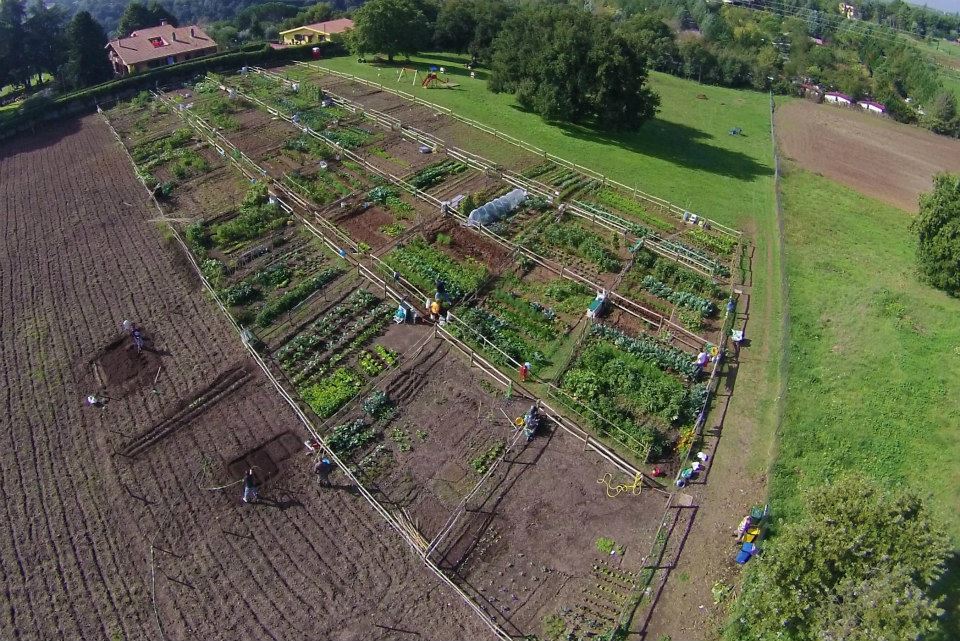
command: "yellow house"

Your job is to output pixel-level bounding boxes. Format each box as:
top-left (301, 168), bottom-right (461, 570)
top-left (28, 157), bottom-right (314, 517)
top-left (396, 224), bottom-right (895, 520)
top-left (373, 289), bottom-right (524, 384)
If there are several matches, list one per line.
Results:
top-left (279, 19), bottom-right (354, 46)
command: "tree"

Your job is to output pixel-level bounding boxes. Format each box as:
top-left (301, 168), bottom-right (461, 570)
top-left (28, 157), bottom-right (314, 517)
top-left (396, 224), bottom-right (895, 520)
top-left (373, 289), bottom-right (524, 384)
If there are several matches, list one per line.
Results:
top-left (279, 3), bottom-right (333, 32)
top-left (926, 91), bottom-right (959, 136)
top-left (0, 0), bottom-right (28, 89)
top-left (348, 0), bottom-right (429, 62)
top-left (616, 14), bottom-right (677, 71)
top-left (25, 0), bottom-right (67, 84)
top-left (728, 477), bottom-right (950, 641)
top-left (489, 6), bottom-right (658, 130)
top-left (433, 0), bottom-right (474, 52)
top-left (913, 173), bottom-right (960, 295)
top-left (467, 0), bottom-right (511, 61)
top-left (61, 11), bottom-right (112, 90)
top-left (117, 1), bottom-right (178, 37)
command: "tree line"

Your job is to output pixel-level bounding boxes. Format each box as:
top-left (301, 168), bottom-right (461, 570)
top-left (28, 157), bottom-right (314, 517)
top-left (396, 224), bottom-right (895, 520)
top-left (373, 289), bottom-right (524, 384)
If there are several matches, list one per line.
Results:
top-left (0, 0), bottom-right (113, 93)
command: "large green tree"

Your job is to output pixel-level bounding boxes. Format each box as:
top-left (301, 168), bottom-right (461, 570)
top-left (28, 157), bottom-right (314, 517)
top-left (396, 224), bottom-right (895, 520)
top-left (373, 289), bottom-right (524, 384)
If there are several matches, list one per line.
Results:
top-left (61, 11), bottom-right (112, 90)
top-left (728, 477), bottom-right (950, 640)
top-left (433, 0), bottom-right (511, 60)
top-left (489, 5), bottom-right (658, 130)
top-left (116, 1), bottom-right (178, 37)
top-left (25, 0), bottom-right (67, 84)
top-left (913, 173), bottom-right (960, 296)
top-left (348, 0), bottom-right (430, 62)
top-left (0, 0), bottom-right (28, 89)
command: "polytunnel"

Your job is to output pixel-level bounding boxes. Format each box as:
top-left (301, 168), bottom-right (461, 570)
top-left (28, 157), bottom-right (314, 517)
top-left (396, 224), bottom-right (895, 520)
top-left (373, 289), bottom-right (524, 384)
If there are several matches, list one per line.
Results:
top-left (466, 188), bottom-right (527, 227)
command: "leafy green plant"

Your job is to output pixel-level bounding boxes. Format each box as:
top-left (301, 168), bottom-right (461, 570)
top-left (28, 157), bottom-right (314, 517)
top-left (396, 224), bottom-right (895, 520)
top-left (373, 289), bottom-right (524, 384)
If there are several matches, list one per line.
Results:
top-left (593, 188), bottom-right (674, 231)
top-left (595, 537), bottom-right (622, 555)
top-left (407, 160), bottom-right (467, 189)
top-left (591, 324), bottom-right (699, 379)
top-left (384, 238), bottom-right (488, 300)
top-left (327, 418), bottom-right (375, 455)
top-left (255, 266), bottom-right (342, 327)
top-left (541, 221), bottom-right (621, 272)
top-left (390, 426), bottom-right (412, 452)
top-left (200, 258), bottom-right (226, 287)
top-left (301, 368), bottom-right (362, 418)
top-left (686, 228), bottom-right (737, 256)
top-left (211, 184), bottom-right (287, 248)
top-left (470, 441), bottom-right (505, 475)
top-left (362, 390), bottom-right (392, 418)
top-left (641, 275), bottom-right (715, 316)
top-left (379, 222), bottom-right (405, 237)
top-left (221, 281), bottom-right (260, 306)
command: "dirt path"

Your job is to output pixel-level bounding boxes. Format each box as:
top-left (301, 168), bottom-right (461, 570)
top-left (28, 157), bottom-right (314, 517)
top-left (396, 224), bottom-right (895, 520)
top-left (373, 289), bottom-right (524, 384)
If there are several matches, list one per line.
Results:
top-left (775, 99), bottom-right (960, 213)
top-left (0, 116), bottom-right (493, 641)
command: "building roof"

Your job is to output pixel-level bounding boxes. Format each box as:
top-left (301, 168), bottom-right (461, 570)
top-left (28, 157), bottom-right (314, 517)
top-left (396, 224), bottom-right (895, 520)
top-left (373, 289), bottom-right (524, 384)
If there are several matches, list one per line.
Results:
top-left (106, 24), bottom-right (215, 66)
top-left (857, 100), bottom-right (886, 111)
top-left (279, 19), bottom-right (354, 36)
top-left (825, 91), bottom-right (853, 101)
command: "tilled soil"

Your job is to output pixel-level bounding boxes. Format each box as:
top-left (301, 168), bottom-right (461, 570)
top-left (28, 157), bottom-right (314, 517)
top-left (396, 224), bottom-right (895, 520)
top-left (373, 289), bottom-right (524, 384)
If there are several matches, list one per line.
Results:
top-left (347, 341), bottom-right (670, 637)
top-left (0, 115), bottom-right (494, 641)
top-left (775, 99), bottom-right (960, 212)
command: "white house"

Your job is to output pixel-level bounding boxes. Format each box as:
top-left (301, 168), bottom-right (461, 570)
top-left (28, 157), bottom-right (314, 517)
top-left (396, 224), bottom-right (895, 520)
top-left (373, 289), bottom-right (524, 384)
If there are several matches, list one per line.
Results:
top-left (856, 100), bottom-right (886, 115)
top-left (823, 91), bottom-right (853, 106)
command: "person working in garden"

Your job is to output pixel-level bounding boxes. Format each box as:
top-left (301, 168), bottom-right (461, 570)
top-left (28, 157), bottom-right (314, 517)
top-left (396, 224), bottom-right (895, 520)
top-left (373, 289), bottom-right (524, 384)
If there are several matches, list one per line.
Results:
top-left (694, 349), bottom-right (710, 378)
top-left (314, 457), bottom-right (334, 488)
top-left (519, 362), bottom-right (531, 382)
top-left (242, 468), bottom-right (259, 504)
top-left (430, 299), bottom-right (442, 322)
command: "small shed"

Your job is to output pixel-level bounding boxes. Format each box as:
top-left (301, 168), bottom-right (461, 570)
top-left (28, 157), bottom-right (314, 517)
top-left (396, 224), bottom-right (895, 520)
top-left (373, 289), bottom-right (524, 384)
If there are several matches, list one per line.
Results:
top-left (279, 19), bottom-right (354, 46)
top-left (856, 100), bottom-right (886, 115)
top-left (823, 91), bottom-right (853, 106)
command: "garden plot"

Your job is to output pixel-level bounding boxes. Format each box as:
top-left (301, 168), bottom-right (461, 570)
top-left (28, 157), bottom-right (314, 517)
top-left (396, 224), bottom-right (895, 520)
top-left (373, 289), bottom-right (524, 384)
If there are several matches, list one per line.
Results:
top-left (439, 425), bottom-right (670, 638)
top-left (617, 247), bottom-right (729, 345)
top-left (272, 286), bottom-right (409, 422)
top-left (512, 211), bottom-right (633, 287)
top-left (314, 339), bottom-right (670, 639)
top-left (179, 181), bottom-right (349, 338)
top-left (454, 270), bottom-right (596, 376)
top-left (380, 224), bottom-right (506, 303)
top-left (359, 130), bottom-right (438, 176)
top-left (557, 322), bottom-right (708, 465)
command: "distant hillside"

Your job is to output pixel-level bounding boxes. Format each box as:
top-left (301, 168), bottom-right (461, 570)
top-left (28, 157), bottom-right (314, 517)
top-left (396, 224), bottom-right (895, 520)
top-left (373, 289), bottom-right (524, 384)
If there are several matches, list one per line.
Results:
top-left (48, 0), bottom-right (322, 35)
top-left (907, 0), bottom-right (960, 14)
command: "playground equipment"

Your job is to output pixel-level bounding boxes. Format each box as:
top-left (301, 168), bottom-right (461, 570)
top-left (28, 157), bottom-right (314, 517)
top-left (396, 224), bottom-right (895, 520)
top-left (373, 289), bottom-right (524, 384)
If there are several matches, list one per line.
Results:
top-left (396, 67), bottom-right (418, 86)
top-left (422, 72), bottom-right (460, 89)
top-left (586, 290), bottom-right (607, 318)
top-left (735, 504), bottom-right (770, 565)
top-left (597, 472), bottom-right (643, 498)
top-left (466, 188), bottom-right (526, 226)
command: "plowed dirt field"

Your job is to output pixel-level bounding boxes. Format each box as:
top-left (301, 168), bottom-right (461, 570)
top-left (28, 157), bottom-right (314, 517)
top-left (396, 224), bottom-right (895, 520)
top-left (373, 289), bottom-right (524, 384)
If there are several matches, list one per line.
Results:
top-left (0, 115), bottom-right (492, 641)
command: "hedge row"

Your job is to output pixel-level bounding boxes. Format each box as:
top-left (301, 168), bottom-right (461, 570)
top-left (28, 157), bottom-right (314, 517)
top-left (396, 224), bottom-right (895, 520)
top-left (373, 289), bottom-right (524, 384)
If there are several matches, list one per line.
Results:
top-left (0, 41), bottom-right (343, 141)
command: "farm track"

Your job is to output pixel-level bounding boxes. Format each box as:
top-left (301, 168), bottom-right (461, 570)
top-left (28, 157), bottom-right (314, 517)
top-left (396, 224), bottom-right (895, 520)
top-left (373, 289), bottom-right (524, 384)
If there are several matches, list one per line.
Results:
top-left (0, 115), bottom-right (493, 641)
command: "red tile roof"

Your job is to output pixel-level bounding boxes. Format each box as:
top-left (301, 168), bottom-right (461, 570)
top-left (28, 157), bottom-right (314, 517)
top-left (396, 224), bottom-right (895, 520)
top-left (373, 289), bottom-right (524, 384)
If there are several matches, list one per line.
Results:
top-left (106, 24), bottom-right (216, 66)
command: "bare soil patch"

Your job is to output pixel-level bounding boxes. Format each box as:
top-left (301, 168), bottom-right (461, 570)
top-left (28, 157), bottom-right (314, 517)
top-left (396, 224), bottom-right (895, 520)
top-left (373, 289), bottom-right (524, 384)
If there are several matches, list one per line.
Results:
top-left (0, 115), bottom-right (493, 641)
top-left (775, 99), bottom-right (960, 212)
top-left (91, 334), bottom-right (164, 395)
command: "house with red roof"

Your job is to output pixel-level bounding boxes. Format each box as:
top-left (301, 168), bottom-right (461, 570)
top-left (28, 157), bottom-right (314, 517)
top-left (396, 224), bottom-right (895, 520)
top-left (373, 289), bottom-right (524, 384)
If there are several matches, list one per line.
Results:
top-left (106, 23), bottom-right (217, 76)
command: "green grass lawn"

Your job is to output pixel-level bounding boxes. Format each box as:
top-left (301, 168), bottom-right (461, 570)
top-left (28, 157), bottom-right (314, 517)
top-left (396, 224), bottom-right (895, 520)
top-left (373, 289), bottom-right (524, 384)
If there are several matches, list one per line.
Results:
top-left (776, 166), bottom-right (960, 634)
top-left (776, 166), bottom-right (960, 533)
top-left (314, 53), bottom-right (774, 230)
